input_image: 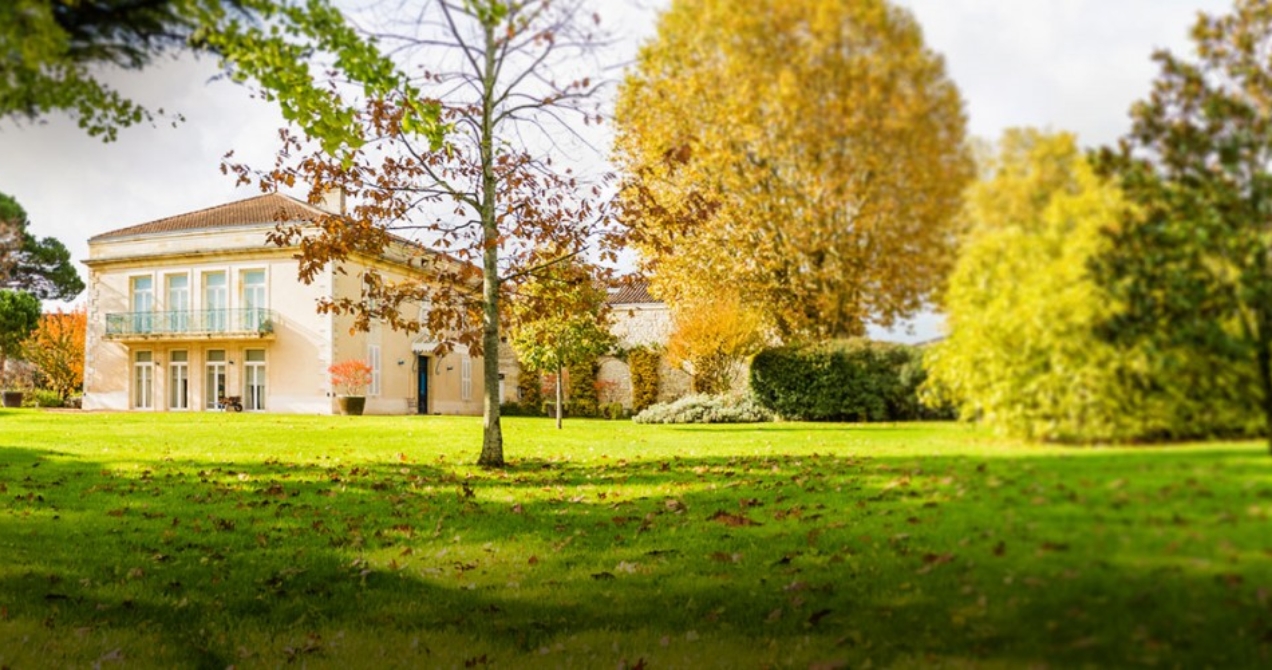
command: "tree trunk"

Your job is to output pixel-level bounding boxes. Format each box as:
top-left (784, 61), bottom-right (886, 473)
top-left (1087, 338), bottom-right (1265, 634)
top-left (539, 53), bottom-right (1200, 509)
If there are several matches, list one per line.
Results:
top-left (476, 19), bottom-right (504, 468)
top-left (1258, 311), bottom-right (1272, 456)
top-left (556, 364), bottom-right (564, 430)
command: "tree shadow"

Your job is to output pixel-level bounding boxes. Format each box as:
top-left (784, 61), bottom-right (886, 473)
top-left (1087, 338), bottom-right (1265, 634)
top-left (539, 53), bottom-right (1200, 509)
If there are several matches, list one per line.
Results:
top-left (2, 439), bottom-right (1271, 666)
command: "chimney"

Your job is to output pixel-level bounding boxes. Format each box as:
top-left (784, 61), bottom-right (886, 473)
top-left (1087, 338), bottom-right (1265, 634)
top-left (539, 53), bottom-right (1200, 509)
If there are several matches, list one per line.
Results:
top-left (318, 187), bottom-right (346, 215)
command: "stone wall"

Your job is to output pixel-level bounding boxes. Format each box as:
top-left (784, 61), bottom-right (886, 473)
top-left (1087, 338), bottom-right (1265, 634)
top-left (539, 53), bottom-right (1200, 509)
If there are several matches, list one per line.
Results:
top-left (610, 303), bottom-right (673, 349)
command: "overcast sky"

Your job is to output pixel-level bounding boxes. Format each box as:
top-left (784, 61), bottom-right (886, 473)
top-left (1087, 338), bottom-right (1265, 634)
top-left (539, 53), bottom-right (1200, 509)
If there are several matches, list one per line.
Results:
top-left (0, 0), bottom-right (1233, 339)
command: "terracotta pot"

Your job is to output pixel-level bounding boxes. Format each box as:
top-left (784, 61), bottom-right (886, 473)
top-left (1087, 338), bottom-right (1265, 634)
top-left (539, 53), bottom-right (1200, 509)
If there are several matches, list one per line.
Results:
top-left (2, 391), bottom-right (23, 408)
top-left (338, 396), bottom-right (366, 416)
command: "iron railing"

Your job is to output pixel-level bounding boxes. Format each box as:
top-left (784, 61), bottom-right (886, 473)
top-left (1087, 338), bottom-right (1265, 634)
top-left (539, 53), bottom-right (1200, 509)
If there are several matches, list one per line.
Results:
top-left (104, 309), bottom-right (277, 338)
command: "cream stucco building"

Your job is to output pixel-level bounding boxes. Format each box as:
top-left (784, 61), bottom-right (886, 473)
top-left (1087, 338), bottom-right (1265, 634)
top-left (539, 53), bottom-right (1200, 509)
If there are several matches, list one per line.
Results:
top-left (83, 193), bottom-right (489, 415)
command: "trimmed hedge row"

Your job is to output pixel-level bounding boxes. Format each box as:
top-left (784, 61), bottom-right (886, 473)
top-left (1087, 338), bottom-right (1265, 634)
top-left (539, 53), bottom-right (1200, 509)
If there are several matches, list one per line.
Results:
top-left (750, 339), bottom-right (951, 422)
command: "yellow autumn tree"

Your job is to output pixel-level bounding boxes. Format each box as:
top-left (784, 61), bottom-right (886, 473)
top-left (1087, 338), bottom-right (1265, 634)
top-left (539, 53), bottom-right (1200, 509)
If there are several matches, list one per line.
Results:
top-left (666, 294), bottom-right (764, 395)
top-left (615, 0), bottom-right (973, 341)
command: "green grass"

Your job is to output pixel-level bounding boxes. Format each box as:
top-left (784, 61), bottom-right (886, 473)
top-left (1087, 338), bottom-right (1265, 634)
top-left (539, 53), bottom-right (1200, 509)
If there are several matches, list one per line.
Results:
top-left (2, 410), bottom-right (1271, 668)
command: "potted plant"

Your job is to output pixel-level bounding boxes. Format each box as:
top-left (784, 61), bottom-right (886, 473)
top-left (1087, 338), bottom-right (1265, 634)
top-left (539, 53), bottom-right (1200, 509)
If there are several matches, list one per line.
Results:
top-left (329, 359), bottom-right (373, 416)
top-left (1, 362), bottom-right (34, 408)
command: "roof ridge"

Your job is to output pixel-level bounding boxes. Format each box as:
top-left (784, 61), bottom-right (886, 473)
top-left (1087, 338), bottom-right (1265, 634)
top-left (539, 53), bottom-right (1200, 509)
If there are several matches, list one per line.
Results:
top-left (90, 192), bottom-right (328, 242)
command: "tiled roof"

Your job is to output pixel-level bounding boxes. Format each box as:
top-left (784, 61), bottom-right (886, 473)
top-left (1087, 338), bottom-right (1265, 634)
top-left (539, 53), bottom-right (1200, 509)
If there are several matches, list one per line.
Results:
top-left (608, 280), bottom-right (661, 305)
top-left (91, 193), bottom-right (330, 241)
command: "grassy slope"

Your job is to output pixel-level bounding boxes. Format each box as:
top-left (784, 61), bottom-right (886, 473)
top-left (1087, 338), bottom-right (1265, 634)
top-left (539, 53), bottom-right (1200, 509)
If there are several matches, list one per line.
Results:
top-left (1, 410), bottom-right (1270, 668)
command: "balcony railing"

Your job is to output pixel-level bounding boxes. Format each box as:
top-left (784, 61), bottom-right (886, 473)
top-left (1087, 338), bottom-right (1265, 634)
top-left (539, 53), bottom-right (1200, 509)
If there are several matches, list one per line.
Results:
top-left (105, 309), bottom-right (277, 339)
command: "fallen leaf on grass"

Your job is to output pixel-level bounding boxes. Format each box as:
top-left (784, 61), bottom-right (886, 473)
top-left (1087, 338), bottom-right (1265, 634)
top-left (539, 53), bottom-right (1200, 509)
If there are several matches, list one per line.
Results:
top-left (709, 510), bottom-right (760, 527)
top-left (808, 608), bottom-right (833, 627)
top-left (96, 648), bottom-right (125, 665)
top-left (916, 553), bottom-right (955, 574)
top-left (1037, 542), bottom-right (1069, 555)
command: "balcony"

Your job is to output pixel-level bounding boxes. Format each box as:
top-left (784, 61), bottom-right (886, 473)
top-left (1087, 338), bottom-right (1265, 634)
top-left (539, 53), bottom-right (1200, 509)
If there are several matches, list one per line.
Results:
top-left (104, 309), bottom-right (278, 342)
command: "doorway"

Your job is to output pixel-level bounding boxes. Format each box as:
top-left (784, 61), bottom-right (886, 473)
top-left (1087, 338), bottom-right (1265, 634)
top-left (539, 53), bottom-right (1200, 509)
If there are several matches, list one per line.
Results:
top-left (417, 356), bottom-right (430, 415)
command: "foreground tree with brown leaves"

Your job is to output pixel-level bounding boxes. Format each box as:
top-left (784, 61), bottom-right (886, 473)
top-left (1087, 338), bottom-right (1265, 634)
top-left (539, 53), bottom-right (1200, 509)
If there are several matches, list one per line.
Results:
top-left (615, 0), bottom-right (973, 341)
top-left (230, 0), bottom-right (617, 466)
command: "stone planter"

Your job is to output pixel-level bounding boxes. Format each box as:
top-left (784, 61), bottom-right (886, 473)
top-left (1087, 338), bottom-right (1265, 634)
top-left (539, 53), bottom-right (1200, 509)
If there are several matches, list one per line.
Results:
top-left (338, 396), bottom-right (366, 416)
top-left (2, 391), bottom-right (24, 408)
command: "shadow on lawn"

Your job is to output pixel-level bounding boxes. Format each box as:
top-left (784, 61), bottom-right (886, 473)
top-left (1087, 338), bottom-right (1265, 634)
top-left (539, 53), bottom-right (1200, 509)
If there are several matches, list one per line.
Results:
top-left (2, 442), bottom-right (1272, 666)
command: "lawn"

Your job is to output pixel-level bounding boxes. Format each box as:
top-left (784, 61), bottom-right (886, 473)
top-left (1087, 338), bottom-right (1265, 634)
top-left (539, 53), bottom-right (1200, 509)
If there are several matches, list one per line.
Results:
top-left (1, 410), bottom-right (1270, 668)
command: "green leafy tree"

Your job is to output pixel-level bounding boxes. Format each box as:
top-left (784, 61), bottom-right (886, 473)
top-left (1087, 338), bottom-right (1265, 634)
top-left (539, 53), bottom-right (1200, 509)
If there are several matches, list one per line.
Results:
top-left (927, 129), bottom-right (1259, 442)
top-left (615, 0), bottom-right (972, 341)
top-left (510, 259), bottom-right (615, 430)
top-left (0, 289), bottom-right (42, 387)
top-left (1, 0), bottom-right (441, 151)
top-left (1094, 0), bottom-right (1272, 451)
top-left (0, 192), bottom-right (85, 300)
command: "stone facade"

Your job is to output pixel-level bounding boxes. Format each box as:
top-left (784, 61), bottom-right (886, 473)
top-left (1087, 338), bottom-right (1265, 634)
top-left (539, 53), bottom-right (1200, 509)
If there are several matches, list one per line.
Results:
top-left (597, 291), bottom-right (692, 409)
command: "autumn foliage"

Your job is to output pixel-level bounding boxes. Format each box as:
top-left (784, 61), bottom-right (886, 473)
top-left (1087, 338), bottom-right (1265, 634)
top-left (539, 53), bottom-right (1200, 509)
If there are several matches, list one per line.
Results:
top-left (615, 0), bottom-right (973, 341)
top-left (328, 360), bottom-right (373, 397)
top-left (628, 347), bottom-right (661, 413)
top-left (20, 306), bottom-right (86, 399)
top-left (666, 295), bottom-right (764, 395)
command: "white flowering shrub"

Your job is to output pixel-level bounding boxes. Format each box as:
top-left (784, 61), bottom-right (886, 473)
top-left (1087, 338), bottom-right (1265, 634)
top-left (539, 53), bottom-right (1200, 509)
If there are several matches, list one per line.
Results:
top-left (632, 393), bottom-right (773, 424)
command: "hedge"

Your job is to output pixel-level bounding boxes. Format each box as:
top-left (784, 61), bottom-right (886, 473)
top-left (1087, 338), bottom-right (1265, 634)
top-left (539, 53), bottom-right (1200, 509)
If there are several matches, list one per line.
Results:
top-left (750, 339), bottom-right (951, 422)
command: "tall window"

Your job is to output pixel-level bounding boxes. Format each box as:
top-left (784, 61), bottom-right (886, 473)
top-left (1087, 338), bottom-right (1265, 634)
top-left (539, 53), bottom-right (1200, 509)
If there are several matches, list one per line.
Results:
top-left (131, 276), bottom-right (153, 334)
top-left (368, 345), bottom-right (382, 397)
top-left (242, 270), bottom-right (266, 331)
top-left (205, 350), bottom-right (227, 410)
top-left (169, 350), bottom-right (189, 410)
top-left (244, 349), bottom-right (266, 411)
top-left (203, 272), bottom-right (227, 332)
top-left (166, 274), bottom-right (189, 333)
top-left (133, 351), bottom-right (154, 409)
top-left (461, 355), bottom-right (472, 401)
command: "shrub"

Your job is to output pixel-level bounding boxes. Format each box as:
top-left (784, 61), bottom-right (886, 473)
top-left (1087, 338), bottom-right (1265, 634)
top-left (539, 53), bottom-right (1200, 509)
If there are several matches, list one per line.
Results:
top-left (750, 339), bottom-right (941, 422)
top-left (602, 402), bottom-right (626, 420)
top-left (568, 399), bottom-right (599, 418)
top-left (516, 367), bottom-right (543, 414)
top-left (629, 347), bottom-right (660, 412)
top-left (633, 393), bottom-right (773, 424)
top-left (500, 402), bottom-right (532, 417)
top-left (22, 389), bottom-right (64, 408)
top-left (567, 359), bottom-right (598, 407)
